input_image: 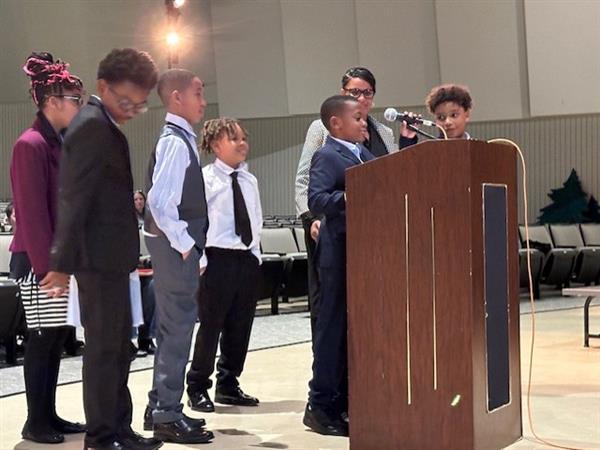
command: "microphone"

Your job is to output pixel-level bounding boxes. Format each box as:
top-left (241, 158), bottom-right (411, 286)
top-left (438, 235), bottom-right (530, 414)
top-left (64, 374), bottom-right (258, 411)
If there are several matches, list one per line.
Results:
top-left (384, 108), bottom-right (435, 127)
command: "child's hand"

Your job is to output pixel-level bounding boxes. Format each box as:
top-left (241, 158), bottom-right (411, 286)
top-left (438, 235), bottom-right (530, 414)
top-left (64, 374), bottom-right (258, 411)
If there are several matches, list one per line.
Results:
top-left (399, 111), bottom-right (419, 139)
top-left (40, 271), bottom-right (70, 297)
top-left (310, 220), bottom-right (321, 242)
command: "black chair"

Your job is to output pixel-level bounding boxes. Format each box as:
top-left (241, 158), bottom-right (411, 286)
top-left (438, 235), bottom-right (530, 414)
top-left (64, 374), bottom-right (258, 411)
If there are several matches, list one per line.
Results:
top-left (549, 224), bottom-right (600, 285)
top-left (260, 228), bottom-right (308, 312)
top-left (580, 223), bottom-right (600, 246)
top-left (518, 225), bottom-right (576, 288)
top-left (518, 239), bottom-right (544, 298)
top-left (0, 233), bottom-right (12, 276)
top-left (0, 279), bottom-right (23, 365)
top-left (257, 255), bottom-right (286, 314)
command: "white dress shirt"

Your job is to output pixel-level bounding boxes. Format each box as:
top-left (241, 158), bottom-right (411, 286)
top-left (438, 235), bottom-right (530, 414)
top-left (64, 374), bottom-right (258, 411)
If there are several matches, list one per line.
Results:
top-left (146, 113), bottom-right (200, 254)
top-left (200, 158), bottom-right (263, 268)
top-left (330, 136), bottom-right (364, 162)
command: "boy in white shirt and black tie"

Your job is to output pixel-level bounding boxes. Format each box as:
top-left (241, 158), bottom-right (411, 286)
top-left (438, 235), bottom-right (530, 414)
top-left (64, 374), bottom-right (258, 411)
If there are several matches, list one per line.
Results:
top-left (186, 118), bottom-right (263, 413)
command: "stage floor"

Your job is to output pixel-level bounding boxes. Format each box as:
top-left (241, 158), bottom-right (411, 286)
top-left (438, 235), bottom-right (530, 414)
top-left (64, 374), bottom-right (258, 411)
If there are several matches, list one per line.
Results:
top-left (1, 306), bottom-right (598, 450)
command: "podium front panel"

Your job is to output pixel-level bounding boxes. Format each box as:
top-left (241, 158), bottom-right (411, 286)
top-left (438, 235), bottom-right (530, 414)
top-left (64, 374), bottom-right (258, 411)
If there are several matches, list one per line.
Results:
top-left (346, 140), bottom-right (521, 450)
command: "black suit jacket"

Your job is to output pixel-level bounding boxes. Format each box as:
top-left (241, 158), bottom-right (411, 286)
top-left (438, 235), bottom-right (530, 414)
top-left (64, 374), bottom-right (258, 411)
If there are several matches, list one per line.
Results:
top-left (50, 96), bottom-right (139, 274)
top-left (308, 136), bottom-right (375, 268)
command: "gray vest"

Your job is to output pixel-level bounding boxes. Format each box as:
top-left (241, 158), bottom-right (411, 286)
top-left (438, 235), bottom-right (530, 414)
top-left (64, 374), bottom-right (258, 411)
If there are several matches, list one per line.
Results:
top-left (144, 123), bottom-right (208, 250)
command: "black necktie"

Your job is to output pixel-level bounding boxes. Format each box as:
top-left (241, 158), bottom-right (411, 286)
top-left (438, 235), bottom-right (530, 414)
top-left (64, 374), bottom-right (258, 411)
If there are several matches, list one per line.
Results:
top-left (230, 172), bottom-right (253, 246)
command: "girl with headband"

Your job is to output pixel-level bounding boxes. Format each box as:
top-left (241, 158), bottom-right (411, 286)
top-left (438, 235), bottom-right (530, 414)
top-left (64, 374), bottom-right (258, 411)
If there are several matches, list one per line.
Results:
top-left (9, 51), bottom-right (86, 444)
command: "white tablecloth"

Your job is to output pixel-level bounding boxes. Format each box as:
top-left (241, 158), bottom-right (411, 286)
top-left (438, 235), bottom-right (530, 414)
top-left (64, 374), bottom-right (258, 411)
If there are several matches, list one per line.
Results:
top-left (67, 270), bottom-right (144, 327)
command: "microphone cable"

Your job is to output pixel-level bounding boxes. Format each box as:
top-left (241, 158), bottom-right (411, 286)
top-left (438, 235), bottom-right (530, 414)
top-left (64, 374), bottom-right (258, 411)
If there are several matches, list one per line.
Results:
top-left (488, 138), bottom-right (595, 450)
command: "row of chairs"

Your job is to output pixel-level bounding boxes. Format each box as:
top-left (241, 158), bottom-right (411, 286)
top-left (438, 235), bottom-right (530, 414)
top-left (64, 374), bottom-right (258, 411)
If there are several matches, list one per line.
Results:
top-left (519, 223), bottom-right (600, 298)
top-left (258, 227), bottom-right (308, 314)
top-left (139, 226), bottom-right (308, 315)
top-left (263, 215), bottom-right (303, 229)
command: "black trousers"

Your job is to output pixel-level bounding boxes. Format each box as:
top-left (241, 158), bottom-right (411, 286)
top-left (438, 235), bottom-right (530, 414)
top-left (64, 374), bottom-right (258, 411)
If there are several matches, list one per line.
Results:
top-left (23, 326), bottom-right (70, 432)
top-left (75, 271), bottom-right (133, 447)
top-left (302, 215), bottom-right (321, 339)
top-left (137, 276), bottom-right (155, 348)
top-left (308, 260), bottom-right (348, 416)
top-left (186, 248), bottom-right (259, 395)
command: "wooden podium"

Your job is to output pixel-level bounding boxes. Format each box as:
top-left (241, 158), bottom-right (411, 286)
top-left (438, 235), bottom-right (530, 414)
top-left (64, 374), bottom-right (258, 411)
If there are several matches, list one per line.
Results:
top-left (346, 140), bottom-right (522, 450)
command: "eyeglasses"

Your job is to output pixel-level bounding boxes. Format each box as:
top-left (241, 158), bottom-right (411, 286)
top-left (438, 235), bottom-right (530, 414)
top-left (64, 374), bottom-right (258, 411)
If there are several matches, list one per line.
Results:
top-left (52, 94), bottom-right (84, 107)
top-left (344, 88), bottom-right (375, 99)
top-left (108, 86), bottom-right (149, 114)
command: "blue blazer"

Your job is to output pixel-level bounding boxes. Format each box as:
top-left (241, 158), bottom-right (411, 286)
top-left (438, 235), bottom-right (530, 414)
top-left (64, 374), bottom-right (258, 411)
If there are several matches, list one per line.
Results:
top-left (308, 136), bottom-right (375, 268)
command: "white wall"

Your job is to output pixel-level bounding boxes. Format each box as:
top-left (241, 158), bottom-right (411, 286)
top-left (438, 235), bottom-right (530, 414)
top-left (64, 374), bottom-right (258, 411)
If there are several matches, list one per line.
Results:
top-left (0, 0), bottom-right (218, 105)
top-left (355, 0), bottom-right (440, 108)
top-left (525, 0), bottom-right (600, 116)
top-left (210, 0), bottom-right (289, 118)
top-left (435, 0), bottom-right (529, 121)
top-left (280, 0), bottom-right (358, 115)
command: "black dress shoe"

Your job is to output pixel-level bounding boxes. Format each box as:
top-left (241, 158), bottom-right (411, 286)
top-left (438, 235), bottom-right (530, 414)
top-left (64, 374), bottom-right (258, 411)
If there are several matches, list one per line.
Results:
top-left (139, 340), bottom-right (156, 355)
top-left (303, 404), bottom-right (348, 437)
top-left (51, 416), bottom-right (86, 434)
top-left (188, 390), bottom-right (215, 412)
top-left (22, 424), bottom-right (65, 444)
top-left (215, 387), bottom-right (259, 406)
top-left (65, 340), bottom-right (85, 357)
top-left (83, 440), bottom-right (129, 450)
top-left (143, 406), bottom-right (205, 431)
top-left (153, 419), bottom-right (214, 444)
top-left (118, 429), bottom-right (163, 450)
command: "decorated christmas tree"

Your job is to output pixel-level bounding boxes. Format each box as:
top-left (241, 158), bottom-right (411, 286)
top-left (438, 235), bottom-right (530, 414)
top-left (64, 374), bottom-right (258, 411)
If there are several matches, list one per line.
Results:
top-left (584, 195), bottom-right (600, 223)
top-left (538, 169), bottom-right (588, 224)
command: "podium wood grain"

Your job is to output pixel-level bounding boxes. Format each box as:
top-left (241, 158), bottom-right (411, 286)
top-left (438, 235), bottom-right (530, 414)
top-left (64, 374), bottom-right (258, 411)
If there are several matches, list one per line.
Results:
top-left (346, 140), bottom-right (521, 450)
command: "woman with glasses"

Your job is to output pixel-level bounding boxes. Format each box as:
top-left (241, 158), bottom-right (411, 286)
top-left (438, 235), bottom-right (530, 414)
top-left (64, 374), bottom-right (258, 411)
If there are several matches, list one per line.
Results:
top-left (9, 52), bottom-right (86, 444)
top-left (294, 66), bottom-right (398, 347)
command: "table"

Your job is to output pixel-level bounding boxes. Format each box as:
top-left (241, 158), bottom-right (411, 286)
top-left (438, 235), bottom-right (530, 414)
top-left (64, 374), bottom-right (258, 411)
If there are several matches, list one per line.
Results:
top-left (562, 286), bottom-right (600, 347)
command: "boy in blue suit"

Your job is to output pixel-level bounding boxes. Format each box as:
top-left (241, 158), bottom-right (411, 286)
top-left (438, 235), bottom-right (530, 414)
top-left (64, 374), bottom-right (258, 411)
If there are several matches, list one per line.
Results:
top-left (304, 95), bottom-right (375, 437)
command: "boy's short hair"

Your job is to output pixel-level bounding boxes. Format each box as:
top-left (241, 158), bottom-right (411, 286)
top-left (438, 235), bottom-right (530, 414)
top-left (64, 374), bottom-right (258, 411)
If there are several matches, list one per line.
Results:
top-left (97, 48), bottom-right (158, 90)
top-left (201, 117), bottom-right (248, 153)
top-left (157, 69), bottom-right (198, 105)
top-left (320, 95), bottom-right (358, 132)
top-left (425, 84), bottom-right (472, 114)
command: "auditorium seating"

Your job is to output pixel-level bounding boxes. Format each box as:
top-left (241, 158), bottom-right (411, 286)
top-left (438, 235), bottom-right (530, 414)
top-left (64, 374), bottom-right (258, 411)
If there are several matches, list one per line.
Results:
top-left (580, 223), bottom-right (600, 246)
top-left (0, 279), bottom-right (23, 365)
top-left (518, 225), bottom-right (576, 288)
top-left (0, 234), bottom-right (12, 275)
top-left (518, 239), bottom-right (544, 298)
top-left (549, 224), bottom-right (600, 285)
top-left (293, 228), bottom-right (307, 252)
top-left (260, 227), bottom-right (308, 313)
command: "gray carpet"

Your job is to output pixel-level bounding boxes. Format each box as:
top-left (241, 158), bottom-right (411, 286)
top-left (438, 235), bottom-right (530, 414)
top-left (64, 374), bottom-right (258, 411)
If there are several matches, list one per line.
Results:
top-left (0, 310), bottom-right (313, 397)
top-left (1, 290), bottom-right (596, 397)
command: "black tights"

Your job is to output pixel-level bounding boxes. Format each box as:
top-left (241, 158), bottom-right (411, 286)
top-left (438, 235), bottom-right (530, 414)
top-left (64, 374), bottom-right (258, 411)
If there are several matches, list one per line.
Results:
top-left (23, 326), bottom-right (70, 432)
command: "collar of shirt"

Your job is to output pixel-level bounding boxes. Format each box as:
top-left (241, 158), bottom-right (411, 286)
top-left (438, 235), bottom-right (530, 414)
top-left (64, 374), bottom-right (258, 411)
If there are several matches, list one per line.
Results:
top-left (214, 157), bottom-right (248, 176)
top-left (331, 136), bottom-right (361, 160)
top-left (92, 95), bottom-right (119, 127)
top-left (165, 112), bottom-right (197, 139)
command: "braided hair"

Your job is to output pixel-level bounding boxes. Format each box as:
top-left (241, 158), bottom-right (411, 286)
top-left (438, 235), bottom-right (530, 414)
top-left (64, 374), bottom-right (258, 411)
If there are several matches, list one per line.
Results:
top-left (200, 118), bottom-right (248, 153)
top-left (23, 52), bottom-right (83, 108)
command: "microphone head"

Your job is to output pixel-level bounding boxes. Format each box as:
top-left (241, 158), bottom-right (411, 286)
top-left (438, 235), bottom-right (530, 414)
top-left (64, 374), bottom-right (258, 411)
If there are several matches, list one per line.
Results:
top-left (384, 108), bottom-right (398, 122)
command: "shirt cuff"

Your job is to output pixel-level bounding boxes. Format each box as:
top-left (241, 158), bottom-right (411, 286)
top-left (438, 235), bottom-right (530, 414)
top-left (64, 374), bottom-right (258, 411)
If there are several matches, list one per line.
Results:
top-left (170, 233), bottom-right (195, 255)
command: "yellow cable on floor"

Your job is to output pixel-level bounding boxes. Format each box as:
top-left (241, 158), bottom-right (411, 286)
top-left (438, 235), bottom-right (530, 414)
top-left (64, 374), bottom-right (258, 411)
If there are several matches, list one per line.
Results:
top-left (488, 138), bottom-right (593, 450)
